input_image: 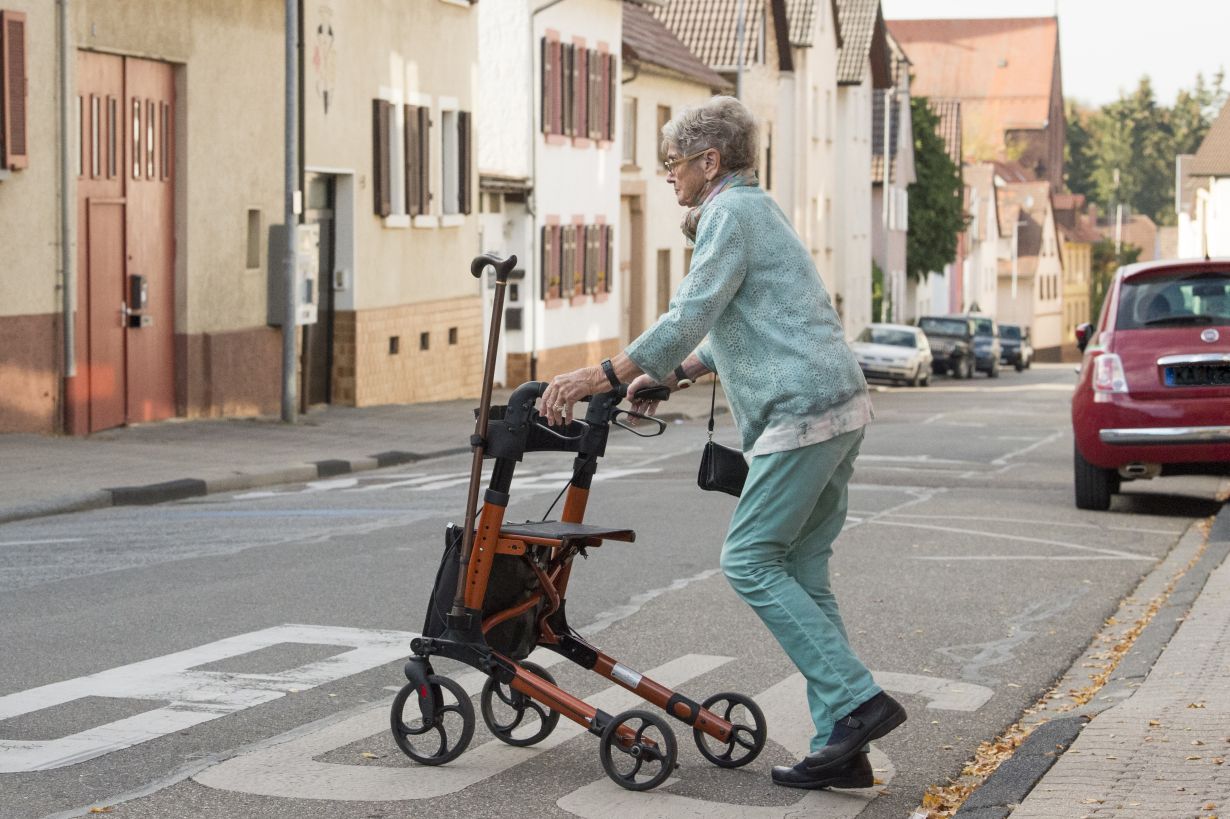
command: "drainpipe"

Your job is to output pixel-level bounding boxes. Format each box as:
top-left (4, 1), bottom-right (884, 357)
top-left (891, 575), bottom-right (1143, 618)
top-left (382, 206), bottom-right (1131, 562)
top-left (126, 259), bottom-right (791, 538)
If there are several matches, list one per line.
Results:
top-left (59, 0), bottom-right (75, 389)
top-left (281, 0), bottom-right (299, 422)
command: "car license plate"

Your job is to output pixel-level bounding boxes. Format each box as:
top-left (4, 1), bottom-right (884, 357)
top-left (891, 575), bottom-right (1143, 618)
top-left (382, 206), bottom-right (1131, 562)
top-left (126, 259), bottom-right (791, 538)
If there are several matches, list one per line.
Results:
top-left (1164, 363), bottom-right (1230, 387)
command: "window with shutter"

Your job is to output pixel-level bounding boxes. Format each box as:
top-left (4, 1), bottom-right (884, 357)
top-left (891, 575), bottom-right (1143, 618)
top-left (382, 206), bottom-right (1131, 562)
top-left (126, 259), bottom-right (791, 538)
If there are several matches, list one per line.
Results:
top-left (540, 37), bottom-right (552, 134)
top-left (560, 225), bottom-right (573, 297)
top-left (583, 225), bottom-right (598, 294)
top-left (372, 99), bottom-right (391, 216)
top-left (1, 9), bottom-right (28, 170)
top-left (606, 54), bottom-right (616, 142)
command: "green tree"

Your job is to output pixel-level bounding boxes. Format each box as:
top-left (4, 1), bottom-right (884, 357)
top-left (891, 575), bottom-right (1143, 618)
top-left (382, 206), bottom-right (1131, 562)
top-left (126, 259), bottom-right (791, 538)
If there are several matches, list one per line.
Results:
top-left (1064, 100), bottom-right (1095, 198)
top-left (871, 260), bottom-right (884, 322)
top-left (1066, 71), bottom-right (1227, 226)
top-left (906, 97), bottom-right (965, 283)
top-left (1089, 238), bottom-right (1142, 324)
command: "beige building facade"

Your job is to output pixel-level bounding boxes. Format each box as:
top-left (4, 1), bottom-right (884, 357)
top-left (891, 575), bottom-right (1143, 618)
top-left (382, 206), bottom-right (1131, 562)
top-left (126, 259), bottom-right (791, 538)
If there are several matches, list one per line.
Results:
top-left (0, 0), bottom-right (481, 435)
top-left (305, 0), bottom-right (481, 407)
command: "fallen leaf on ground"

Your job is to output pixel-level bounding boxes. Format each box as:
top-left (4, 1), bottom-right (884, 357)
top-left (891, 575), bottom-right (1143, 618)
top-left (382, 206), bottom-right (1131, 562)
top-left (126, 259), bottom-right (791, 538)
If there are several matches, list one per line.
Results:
top-left (360, 751), bottom-right (380, 759)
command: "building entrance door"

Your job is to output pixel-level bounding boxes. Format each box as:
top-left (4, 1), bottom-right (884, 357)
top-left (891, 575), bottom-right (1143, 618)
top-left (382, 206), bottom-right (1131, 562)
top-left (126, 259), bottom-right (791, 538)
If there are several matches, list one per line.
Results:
top-left (71, 51), bottom-right (175, 434)
top-left (304, 173), bottom-right (336, 406)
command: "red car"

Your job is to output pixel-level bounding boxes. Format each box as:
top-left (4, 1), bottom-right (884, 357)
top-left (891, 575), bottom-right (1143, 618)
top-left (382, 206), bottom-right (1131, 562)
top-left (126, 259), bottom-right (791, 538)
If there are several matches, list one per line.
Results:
top-left (1072, 259), bottom-right (1230, 510)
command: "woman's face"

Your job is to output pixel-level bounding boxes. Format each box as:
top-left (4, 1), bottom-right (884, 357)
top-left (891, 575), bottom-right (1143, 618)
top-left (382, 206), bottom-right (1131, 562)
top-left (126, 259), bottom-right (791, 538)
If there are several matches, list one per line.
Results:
top-left (665, 144), bottom-right (717, 207)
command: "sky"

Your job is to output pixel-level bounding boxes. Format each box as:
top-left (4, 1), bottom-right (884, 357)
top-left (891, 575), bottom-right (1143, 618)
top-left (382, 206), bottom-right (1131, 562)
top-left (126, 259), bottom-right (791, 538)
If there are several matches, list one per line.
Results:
top-left (879, 0), bottom-right (1230, 109)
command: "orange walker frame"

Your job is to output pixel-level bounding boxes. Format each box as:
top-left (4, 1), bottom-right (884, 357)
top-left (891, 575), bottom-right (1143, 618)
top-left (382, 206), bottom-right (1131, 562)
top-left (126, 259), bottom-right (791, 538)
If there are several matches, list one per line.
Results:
top-left (389, 253), bottom-right (766, 790)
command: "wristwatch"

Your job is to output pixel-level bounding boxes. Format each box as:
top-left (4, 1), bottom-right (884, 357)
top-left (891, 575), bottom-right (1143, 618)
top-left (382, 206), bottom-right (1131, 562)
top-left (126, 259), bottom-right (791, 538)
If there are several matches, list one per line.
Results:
top-left (674, 364), bottom-right (693, 389)
top-left (601, 358), bottom-right (621, 388)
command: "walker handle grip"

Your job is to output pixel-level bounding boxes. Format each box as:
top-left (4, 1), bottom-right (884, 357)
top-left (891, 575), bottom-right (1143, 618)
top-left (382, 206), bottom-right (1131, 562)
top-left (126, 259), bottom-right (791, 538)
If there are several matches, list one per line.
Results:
top-left (470, 253), bottom-right (518, 282)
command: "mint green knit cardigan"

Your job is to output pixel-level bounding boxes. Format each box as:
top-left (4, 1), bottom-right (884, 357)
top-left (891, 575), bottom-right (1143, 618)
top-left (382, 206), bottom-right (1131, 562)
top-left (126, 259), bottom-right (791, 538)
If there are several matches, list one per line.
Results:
top-left (625, 185), bottom-right (868, 453)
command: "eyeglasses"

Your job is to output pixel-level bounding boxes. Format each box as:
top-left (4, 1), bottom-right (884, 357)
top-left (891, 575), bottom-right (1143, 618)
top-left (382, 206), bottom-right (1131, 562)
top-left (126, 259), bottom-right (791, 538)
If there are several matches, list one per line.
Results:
top-left (663, 148), bottom-right (708, 173)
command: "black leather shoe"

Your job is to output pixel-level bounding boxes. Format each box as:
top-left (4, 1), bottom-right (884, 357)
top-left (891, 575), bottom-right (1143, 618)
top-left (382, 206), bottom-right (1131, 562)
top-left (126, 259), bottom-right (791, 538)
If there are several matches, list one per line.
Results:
top-left (780, 692), bottom-right (907, 776)
top-left (771, 749), bottom-right (874, 789)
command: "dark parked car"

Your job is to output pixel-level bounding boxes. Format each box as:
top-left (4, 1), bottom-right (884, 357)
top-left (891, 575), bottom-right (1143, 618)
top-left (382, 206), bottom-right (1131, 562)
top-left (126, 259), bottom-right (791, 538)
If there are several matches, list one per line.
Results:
top-left (999, 324), bottom-right (1033, 371)
top-left (1071, 259), bottom-right (1230, 510)
top-left (918, 315), bottom-right (977, 379)
top-left (966, 314), bottom-right (1001, 377)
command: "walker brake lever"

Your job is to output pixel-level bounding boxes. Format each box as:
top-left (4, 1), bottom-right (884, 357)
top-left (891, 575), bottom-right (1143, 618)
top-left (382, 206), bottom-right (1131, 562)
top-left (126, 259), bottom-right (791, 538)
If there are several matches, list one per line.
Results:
top-left (610, 409), bottom-right (667, 437)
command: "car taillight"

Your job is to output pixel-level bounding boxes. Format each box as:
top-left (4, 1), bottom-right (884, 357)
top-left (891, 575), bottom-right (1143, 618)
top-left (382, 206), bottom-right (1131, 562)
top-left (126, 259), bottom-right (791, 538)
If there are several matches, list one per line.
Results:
top-left (1092, 353), bottom-right (1128, 395)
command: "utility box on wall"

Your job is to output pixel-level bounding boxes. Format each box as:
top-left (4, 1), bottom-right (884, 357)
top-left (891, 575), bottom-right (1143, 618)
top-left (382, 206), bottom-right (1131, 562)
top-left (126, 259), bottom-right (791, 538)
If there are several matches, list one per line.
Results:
top-left (267, 223), bottom-right (320, 326)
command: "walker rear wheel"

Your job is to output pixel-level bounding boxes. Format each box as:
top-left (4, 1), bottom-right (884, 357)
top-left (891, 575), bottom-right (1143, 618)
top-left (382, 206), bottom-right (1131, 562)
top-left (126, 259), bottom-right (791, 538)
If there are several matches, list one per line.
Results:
top-left (694, 692), bottom-right (766, 768)
top-left (480, 661), bottom-right (561, 747)
top-left (390, 674), bottom-right (475, 765)
top-left (598, 709), bottom-right (677, 791)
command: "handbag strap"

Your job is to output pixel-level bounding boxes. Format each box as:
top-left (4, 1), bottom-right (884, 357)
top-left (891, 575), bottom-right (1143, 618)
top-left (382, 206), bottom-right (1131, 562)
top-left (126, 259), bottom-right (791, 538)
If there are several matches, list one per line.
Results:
top-left (707, 376), bottom-right (717, 441)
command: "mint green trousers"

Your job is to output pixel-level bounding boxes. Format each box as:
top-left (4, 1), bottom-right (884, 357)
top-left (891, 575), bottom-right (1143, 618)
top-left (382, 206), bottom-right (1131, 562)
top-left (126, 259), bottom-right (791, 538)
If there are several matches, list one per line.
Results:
top-left (720, 427), bottom-right (880, 753)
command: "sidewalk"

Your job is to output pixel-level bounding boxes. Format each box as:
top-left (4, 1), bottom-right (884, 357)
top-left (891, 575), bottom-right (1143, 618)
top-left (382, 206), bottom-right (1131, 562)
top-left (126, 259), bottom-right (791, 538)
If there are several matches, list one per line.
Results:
top-left (0, 384), bottom-right (727, 525)
top-left (956, 503), bottom-right (1230, 818)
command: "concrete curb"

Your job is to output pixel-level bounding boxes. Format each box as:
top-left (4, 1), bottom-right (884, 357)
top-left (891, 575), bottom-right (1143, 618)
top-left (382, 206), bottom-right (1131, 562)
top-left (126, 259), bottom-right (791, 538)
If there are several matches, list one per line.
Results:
top-left (0, 446), bottom-right (474, 526)
top-left (954, 500), bottom-right (1230, 817)
top-left (0, 403), bottom-right (726, 525)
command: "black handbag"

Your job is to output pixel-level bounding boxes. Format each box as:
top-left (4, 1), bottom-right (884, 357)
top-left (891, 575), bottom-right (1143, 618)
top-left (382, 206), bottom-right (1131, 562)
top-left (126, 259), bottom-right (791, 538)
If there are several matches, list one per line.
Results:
top-left (697, 376), bottom-right (748, 497)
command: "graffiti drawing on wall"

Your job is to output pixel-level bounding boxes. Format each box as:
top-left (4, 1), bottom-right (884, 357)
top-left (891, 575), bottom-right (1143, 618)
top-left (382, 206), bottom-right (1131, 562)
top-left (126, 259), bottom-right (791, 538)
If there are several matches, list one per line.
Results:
top-left (313, 5), bottom-right (337, 114)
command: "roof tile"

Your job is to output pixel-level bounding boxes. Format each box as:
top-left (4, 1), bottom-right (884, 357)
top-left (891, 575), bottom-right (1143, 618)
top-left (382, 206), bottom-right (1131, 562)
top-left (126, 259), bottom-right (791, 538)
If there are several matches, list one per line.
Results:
top-left (1190, 99), bottom-right (1230, 176)
top-left (654, 0), bottom-right (765, 69)
top-left (887, 17), bottom-right (1058, 162)
top-left (623, 2), bottom-right (733, 90)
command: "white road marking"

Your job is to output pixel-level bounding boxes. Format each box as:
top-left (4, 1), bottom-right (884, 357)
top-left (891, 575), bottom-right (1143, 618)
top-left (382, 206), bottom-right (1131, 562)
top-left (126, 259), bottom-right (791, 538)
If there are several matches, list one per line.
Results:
top-left (991, 430), bottom-right (1064, 466)
top-left (866, 519), bottom-right (1154, 561)
top-left (557, 671), bottom-right (893, 819)
top-left (872, 672), bottom-right (992, 711)
top-left (193, 653), bottom-right (732, 801)
top-left (882, 513), bottom-right (1180, 536)
top-left (235, 477), bottom-right (361, 499)
top-left (0, 538), bottom-right (85, 547)
top-left (0, 624), bottom-right (415, 773)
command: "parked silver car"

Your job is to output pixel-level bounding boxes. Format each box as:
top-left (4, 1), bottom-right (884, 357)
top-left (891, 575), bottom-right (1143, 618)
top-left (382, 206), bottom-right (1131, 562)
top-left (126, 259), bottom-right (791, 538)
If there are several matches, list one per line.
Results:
top-left (851, 323), bottom-right (933, 386)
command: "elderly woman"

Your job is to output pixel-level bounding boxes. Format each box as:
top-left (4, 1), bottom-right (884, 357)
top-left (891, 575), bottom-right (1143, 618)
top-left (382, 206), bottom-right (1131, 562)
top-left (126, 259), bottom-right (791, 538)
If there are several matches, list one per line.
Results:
top-left (539, 95), bottom-right (905, 789)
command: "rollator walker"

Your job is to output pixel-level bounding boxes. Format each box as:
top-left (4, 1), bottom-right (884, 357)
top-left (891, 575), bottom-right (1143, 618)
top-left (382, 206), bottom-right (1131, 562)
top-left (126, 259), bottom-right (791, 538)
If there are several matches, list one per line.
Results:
top-left (389, 253), bottom-right (768, 790)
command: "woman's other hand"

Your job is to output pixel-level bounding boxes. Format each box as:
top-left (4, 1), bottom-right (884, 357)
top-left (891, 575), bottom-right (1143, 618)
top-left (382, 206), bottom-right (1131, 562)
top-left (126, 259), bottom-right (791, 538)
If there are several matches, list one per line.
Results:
top-left (627, 373), bottom-right (664, 417)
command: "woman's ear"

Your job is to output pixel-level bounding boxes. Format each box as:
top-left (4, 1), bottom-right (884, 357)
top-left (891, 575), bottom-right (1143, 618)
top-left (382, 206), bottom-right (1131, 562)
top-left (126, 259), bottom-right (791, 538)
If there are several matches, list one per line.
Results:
top-left (704, 149), bottom-right (721, 181)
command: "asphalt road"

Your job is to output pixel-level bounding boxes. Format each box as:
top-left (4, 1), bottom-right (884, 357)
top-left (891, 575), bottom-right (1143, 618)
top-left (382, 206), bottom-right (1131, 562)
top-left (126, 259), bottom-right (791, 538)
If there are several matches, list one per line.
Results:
top-left (1, 363), bottom-right (1224, 819)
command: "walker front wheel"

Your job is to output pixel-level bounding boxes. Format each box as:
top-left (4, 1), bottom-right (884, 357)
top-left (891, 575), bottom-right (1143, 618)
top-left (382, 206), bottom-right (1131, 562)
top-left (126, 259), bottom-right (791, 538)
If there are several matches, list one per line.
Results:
top-left (598, 709), bottom-right (677, 791)
top-left (480, 661), bottom-right (561, 747)
top-left (694, 692), bottom-right (766, 768)
top-left (390, 674), bottom-right (475, 765)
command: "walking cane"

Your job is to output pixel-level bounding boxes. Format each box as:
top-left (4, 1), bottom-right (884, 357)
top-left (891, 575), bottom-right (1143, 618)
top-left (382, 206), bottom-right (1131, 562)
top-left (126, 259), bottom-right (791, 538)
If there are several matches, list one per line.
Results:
top-left (450, 252), bottom-right (518, 624)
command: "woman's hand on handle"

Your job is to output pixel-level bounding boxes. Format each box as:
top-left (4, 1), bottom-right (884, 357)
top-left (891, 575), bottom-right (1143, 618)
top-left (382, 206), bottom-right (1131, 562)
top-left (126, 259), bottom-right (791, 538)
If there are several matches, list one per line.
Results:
top-left (627, 374), bottom-right (665, 418)
top-left (540, 365), bottom-right (606, 427)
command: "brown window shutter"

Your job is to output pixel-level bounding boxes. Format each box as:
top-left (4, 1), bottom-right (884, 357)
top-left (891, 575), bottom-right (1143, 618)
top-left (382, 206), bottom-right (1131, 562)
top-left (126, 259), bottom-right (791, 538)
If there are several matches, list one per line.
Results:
top-left (575, 47), bottom-right (586, 142)
top-left (560, 226), bottom-right (571, 296)
top-left (418, 105), bottom-right (432, 213)
top-left (541, 225), bottom-right (553, 297)
top-left (541, 37), bottom-right (553, 135)
top-left (1, 10), bottom-right (28, 169)
top-left (372, 99), bottom-right (391, 216)
top-left (606, 54), bottom-right (616, 141)
top-left (405, 104), bottom-right (421, 216)
top-left (573, 226), bottom-right (584, 297)
top-left (603, 225), bottom-right (613, 292)
top-left (458, 110), bottom-right (472, 215)
top-left (562, 45), bottom-right (570, 137)
top-left (553, 225), bottom-right (563, 298)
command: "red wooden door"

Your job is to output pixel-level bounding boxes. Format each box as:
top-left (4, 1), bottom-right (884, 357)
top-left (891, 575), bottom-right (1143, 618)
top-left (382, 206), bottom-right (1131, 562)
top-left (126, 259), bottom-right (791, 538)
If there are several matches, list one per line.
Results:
top-left (85, 201), bottom-right (126, 431)
top-left (123, 58), bottom-right (175, 422)
top-left (70, 52), bottom-right (175, 433)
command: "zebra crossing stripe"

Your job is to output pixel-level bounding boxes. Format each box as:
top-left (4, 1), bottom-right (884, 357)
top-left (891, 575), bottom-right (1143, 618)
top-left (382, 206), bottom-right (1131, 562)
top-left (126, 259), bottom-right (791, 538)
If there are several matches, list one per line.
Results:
top-left (193, 652), bottom-right (734, 801)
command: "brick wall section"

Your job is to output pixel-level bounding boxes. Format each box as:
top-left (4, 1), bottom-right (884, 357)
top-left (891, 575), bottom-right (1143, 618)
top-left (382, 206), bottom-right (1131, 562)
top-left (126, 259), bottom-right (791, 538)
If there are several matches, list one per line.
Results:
top-left (0, 313), bottom-right (60, 433)
top-left (505, 337), bottom-right (623, 387)
top-left (334, 296), bottom-right (486, 406)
